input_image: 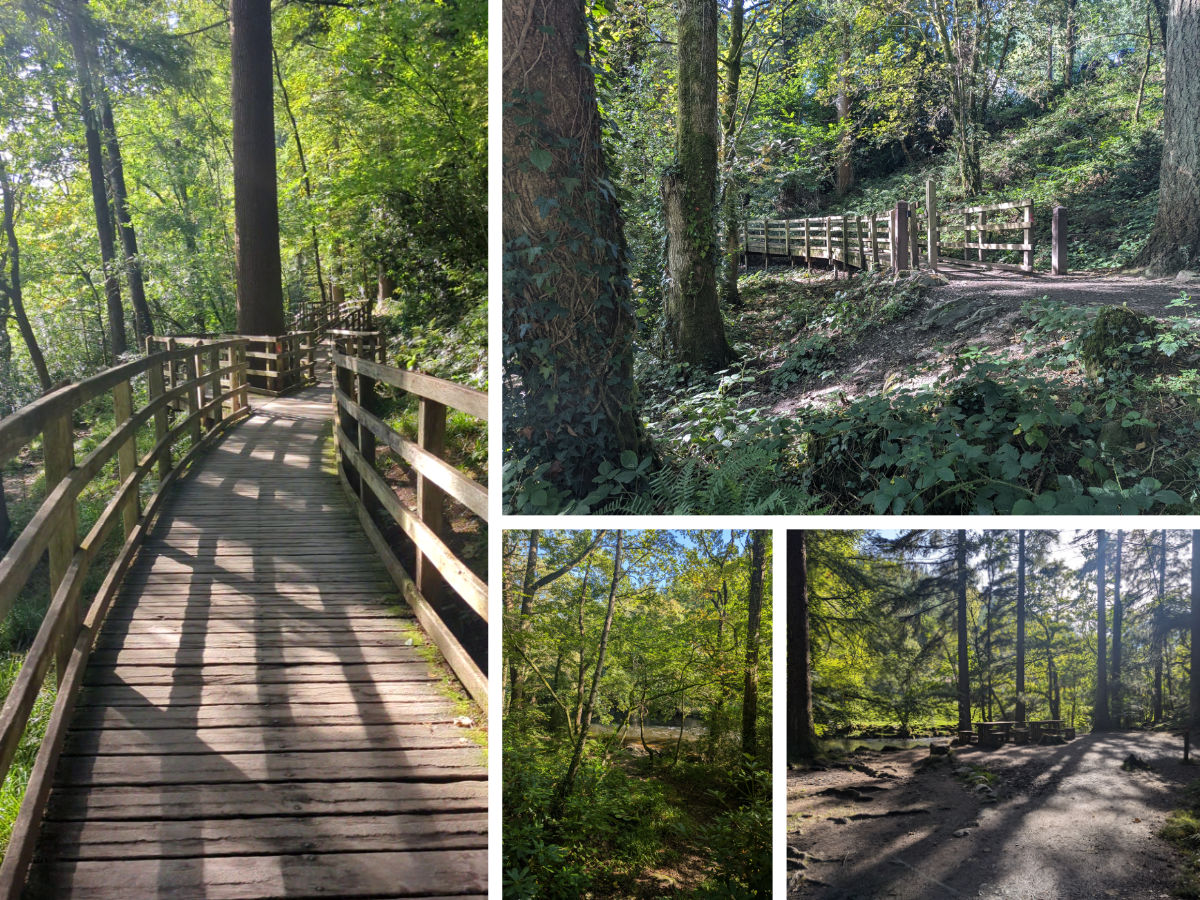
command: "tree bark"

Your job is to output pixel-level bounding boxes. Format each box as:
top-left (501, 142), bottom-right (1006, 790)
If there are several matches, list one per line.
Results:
top-left (1065, 0), bottom-right (1078, 85)
top-left (65, 0), bottom-right (126, 357)
top-left (1095, 529), bottom-right (1111, 731)
top-left (834, 38), bottom-right (853, 197)
top-left (1138, 0), bottom-right (1200, 273)
top-left (1154, 528), bottom-right (1166, 723)
top-left (503, 0), bottom-right (651, 500)
top-left (231, 0), bottom-right (285, 334)
top-left (1111, 531), bottom-right (1124, 726)
top-left (553, 530), bottom-right (623, 815)
top-left (662, 0), bottom-right (731, 370)
top-left (718, 0), bottom-right (744, 310)
top-left (956, 529), bottom-right (970, 732)
top-left (0, 159), bottom-right (52, 391)
top-left (1192, 531), bottom-right (1200, 753)
top-left (99, 94), bottom-right (153, 342)
top-left (1016, 530), bottom-right (1026, 723)
top-left (740, 531), bottom-right (765, 760)
top-left (789, 531), bottom-right (820, 759)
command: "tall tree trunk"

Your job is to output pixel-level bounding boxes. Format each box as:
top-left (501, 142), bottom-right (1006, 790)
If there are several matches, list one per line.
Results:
top-left (1095, 530), bottom-right (1111, 731)
top-left (1154, 528), bottom-right (1166, 723)
top-left (65, 0), bottom-right (126, 357)
top-left (1191, 531), bottom-right (1200, 753)
top-left (718, 0), bottom-right (744, 310)
top-left (231, 0), bottom-right (285, 334)
top-left (1016, 530), bottom-right (1027, 723)
top-left (502, 0), bottom-right (651, 501)
top-left (1111, 531), bottom-right (1124, 726)
top-left (1138, 0), bottom-right (1200, 273)
top-left (99, 94), bottom-right (153, 342)
top-left (741, 531), bottom-right (765, 760)
top-left (510, 530), bottom-right (540, 709)
top-left (662, 0), bottom-right (731, 370)
top-left (1065, 0), bottom-right (1078, 85)
top-left (834, 38), bottom-right (853, 197)
top-left (789, 531), bottom-right (820, 759)
top-left (1135, 3), bottom-right (1154, 122)
top-left (273, 47), bottom-right (328, 308)
top-left (956, 530), bottom-right (971, 732)
top-left (553, 531), bottom-right (623, 816)
top-left (0, 159), bottom-right (51, 390)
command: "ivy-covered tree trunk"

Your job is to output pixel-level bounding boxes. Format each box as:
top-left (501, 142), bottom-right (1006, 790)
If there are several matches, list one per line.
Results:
top-left (503, 0), bottom-right (651, 503)
top-left (956, 529), bottom-right (970, 732)
top-left (66, 0), bottom-right (126, 358)
top-left (717, 0), bottom-right (744, 310)
top-left (740, 531), bottom-right (764, 760)
top-left (1139, 0), bottom-right (1200, 273)
top-left (230, 0), bottom-right (285, 335)
top-left (1095, 529), bottom-right (1111, 731)
top-left (662, 0), bottom-right (731, 370)
top-left (789, 531), bottom-right (820, 759)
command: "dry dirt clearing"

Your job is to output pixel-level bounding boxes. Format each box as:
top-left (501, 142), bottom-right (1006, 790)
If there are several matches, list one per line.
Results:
top-left (789, 732), bottom-right (1191, 900)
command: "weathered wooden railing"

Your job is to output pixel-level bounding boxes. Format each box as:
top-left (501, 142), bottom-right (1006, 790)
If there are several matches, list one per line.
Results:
top-left (327, 328), bottom-right (386, 364)
top-left (743, 181), bottom-right (1068, 275)
top-left (0, 339), bottom-right (249, 885)
top-left (149, 332), bottom-right (317, 396)
top-left (331, 349), bottom-right (487, 708)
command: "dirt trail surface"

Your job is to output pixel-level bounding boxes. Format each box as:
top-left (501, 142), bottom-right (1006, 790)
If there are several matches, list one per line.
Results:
top-left (771, 267), bottom-right (1195, 412)
top-left (788, 732), bottom-right (1189, 900)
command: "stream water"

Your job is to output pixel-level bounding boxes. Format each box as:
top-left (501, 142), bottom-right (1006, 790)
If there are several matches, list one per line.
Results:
top-left (818, 736), bottom-right (939, 754)
top-left (588, 719), bottom-right (708, 745)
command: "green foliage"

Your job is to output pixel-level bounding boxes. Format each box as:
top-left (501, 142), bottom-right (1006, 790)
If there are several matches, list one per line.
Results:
top-left (1079, 305), bottom-right (1159, 377)
top-left (1161, 782), bottom-right (1200, 898)
top-left (0, 653), bottom-right (56, 857)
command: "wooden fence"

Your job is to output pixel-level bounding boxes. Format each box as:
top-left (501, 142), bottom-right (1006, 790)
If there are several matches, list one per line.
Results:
top-left (331, 349), bottom-right (487, 708)
top-left (327, 328), bottom-right (386, 364)
top-left (743, 182), bottom-right (1068, 276)
top-left (0, 339), bottom-right (249, 879)
top-left (149, 332), bottom-right (317, 396)
top-left (294, 298), bottom-right (374, 336)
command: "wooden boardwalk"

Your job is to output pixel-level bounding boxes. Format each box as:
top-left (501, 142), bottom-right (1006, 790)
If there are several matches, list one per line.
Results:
top-left (23, 382), bottom-right (487, 898)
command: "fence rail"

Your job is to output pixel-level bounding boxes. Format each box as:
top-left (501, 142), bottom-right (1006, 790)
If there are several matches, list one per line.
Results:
top-left (331, 349), bottom-right (488, 708)
top-left (0, 339), bottom-right (249, 890)
top-left (742, 181), bottom-right (1068, 276)
top-left (148, 332), bottom-right (317, 396)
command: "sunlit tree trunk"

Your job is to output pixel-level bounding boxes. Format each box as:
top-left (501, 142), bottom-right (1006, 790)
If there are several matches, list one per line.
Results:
top-left (1154, 529), bottom-right (1167, 723)
top-left (553, 531), bottom-right (623, 816)
top-left (740, 531), bottom-right (765, 760)
top-left (66, 0), bottom-right (126, 357)
top-left (789, 531), bottom-right (820, 759)
top-left (231, 0), bottom-right (285, 334)
top-left (956, 529), bottom-right (970, 732)
top-left (834, 37), bottom-right (853, 197)
top-left (509, 530), bottom-right (540, 710)
top-left (1111, 531), bottom-right (1124, 726)
top-left (0, 159), bottom-right (51, 391)
top-left (718, 0), bottom-right (744, 310)
top-left (1139, 0), bottom-right (1200, 273)
top-left (662, 0), bottom-right (731, 370)
top-left (1095, 530), bottom-right (1111, 731)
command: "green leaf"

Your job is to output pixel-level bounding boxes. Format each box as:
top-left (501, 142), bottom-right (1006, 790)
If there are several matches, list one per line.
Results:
top-left (529, 148), bottom-right (553, 172)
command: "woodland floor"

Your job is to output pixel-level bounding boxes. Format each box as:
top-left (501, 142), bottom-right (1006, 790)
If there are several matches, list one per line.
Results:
top-left (788, 731), bottom-right (1189, 900)
top-left (760, 265), bottom-right (1192, 413)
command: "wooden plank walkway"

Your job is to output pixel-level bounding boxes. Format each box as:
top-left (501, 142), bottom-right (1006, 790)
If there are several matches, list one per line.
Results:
top-left (23, 382), bottom-right (487, 898)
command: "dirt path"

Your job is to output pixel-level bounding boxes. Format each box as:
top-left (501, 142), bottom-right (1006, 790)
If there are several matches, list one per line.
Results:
top-left (789, 732), bottom-right (1190, 900)
top-left (769, 267), bottom-right (1195, 414)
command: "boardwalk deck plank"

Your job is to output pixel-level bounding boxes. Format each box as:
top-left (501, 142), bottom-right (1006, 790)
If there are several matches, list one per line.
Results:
top-left (26, 380), bottom-right (486, 898)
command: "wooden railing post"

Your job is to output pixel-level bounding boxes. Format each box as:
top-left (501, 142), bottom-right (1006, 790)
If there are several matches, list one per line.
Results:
top-left (112, 379), bottom-right (138, 538)
top-left (1023, 200), bottom-right (1035, 273)
top-left (964, 211), bottom-right (971, 262)
top-left (803, 219), bottom-right (811, 271)
top-left (977, 208), bottom-right (986, 262)
top-left (926, 180), bottom-right (939, 272)
top-left (417, 397), bottom-right (447, 605)
top-left (784, 218), bottom-right (792, 264)
top-left (184, 348), bottom-right (202, 445)
top-left (334, 357), bottom-right (360, 495)
top-left (208, 343), bottom-right (222, 427)
top-left (355, 366), bottom-right (378, 515)
top-left (43, 410), bottom-right (77, 683)
top-left (1052, 206), bottom-right (1067, 275)
top-left (893, 201), bottom-right (909, 274)
top-left (869, 213), bottom-right (878, 269)
top-left (146, 344), bottom-right (170, 481)
top-left (909, 203), bottom-right (920, 269)
top-left (165, 337), bottom-right (178, 412)
top-left (762, 218), bottom-right (769, 270)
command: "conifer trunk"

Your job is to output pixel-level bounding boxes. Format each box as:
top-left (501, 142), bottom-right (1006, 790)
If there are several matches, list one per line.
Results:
top-left (718, 0), bottom-right (744, 309)
top-left (956, 530), bottom-right (970, 732)
top-left (789, 531), bottom-right (820, 759)
top-left (1016, 530), bottom-right (1026, 723)
top-left (740, 532), bottom-right (764, 760)
top-left (1095, 530), bottom-right (1111, 731)
top-left (1111, 531), bottom-right (1124, 726)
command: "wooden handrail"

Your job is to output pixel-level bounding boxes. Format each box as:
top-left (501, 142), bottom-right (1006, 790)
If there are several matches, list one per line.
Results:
top-left (330, 349), bottom-right (487, 709)
top-left (148, 332), bottom-right (318, 397)
top-left (0, 339), bottom-right (250, 890)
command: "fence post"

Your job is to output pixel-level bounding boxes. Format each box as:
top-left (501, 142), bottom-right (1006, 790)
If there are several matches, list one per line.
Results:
top-left (964, 211), bottom-right (971, 262)
top-left (869, 213), bottom-right (878, 269)
top-left (356, 365), bottom-right (377, 515)
top-left (856, 216), bottom-right (866, 270)
top-left (334, 356), bottom-right (359, 495)
top-left (112, 379), bottom-right (138, 538)
top-left (1023, 200), bottom-right (1035, 273)
top-left (804, 219), bottom-right (811, 272)
top-left (784, 218), bottom-right (792, 265)
top-left (44, 410), bottom-right (77, 683)
top-left (417, 398), bottom-right (447, 605)
top-left (147, 343), bottom-right (171, 480)
top-left (762, 218), bottom-right (769, 270)
top-left (1052, 206), bottom-right (1067, 275)
top-left (909, 203), bottom-right (920, 269)
top-left (208, 343), bottom-right (222, 427)
top-left (977, 208), bottom-right (986, 262)
top-left (184, 347), bottom-right (202, 444)
top-left (893, 201), bottom-right (909, 274)
top-left (926, 180), bottom-right (939, 272)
